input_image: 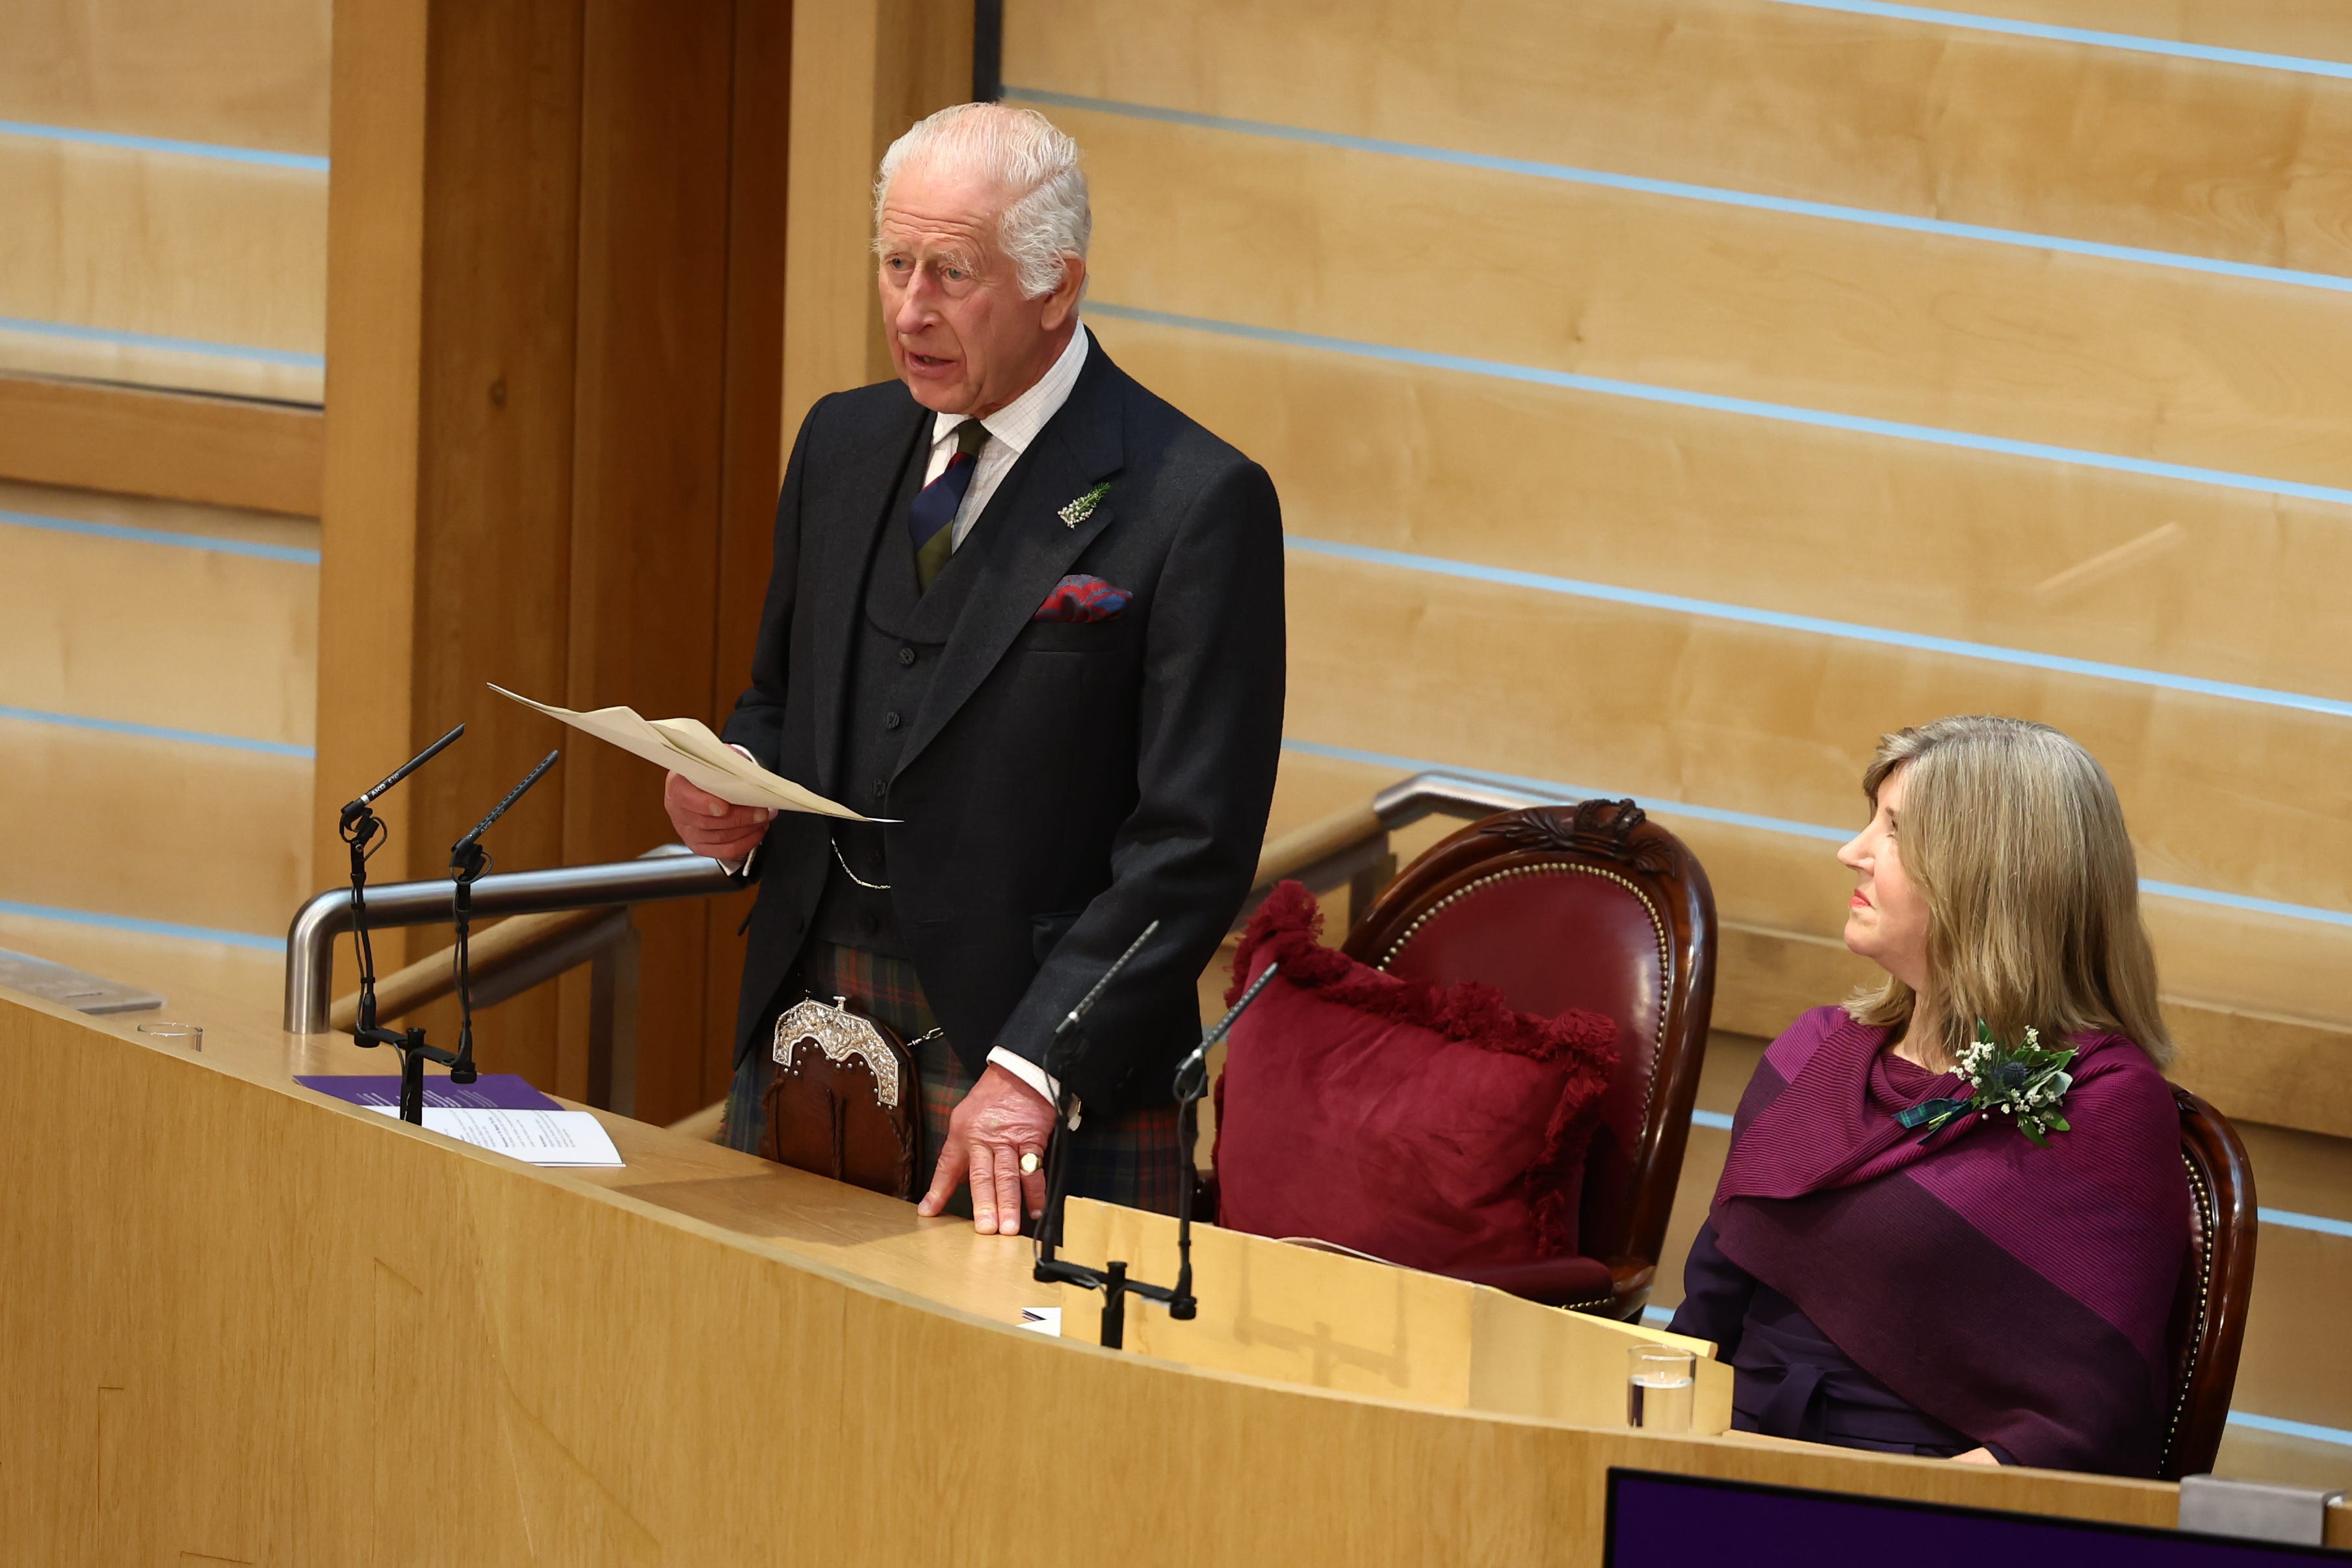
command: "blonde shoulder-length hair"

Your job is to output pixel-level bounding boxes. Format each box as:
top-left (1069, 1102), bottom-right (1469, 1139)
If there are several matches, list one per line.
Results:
top-left (1845, 715), bottom-right (2172, 1068)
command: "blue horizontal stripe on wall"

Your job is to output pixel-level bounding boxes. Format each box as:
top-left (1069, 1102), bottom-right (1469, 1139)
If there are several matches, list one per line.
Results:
top-left (1759, 0), bottom-right (2352, 81)
top-left (2226, 1411), bottom-right (2352, 1449)
top-left (1008, 88), bottom-right (2352, 297)
top-left (1286, 536), bottom-right (2352, 722)
top-left (1, 508), bottom-right (320, 564)
top-left (1278, 737), bottom-right (2352, 932)
top-left (0, 314), bottom-right (325, 370)
top-left (0, 898), bottom-right (280, 952)
top-left (1691, 1110), bottom-right (1736, 1132)
top-left (2262, 1207), bottom-right (2352, 1241)
top-left (0, 705), bottom-right (313, 760)
top-left (1086, 302), bottom-right (2352, 514)
top-left (0, 118), bottom-right (329, 172)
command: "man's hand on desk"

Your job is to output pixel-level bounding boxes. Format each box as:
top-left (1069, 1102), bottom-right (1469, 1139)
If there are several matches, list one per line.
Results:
top-left (918, 1063), bottom-right (1055, 1235)
top-left (662, 770), bottom-right (774, 862)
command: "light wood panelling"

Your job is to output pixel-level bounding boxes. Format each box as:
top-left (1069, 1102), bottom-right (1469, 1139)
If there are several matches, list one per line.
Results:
top-left (557, 0), bottom-right (736, 1118)
top-left (781, 1), bottom-right (974, 441)
top-left (1914, 0), bottom-right (2352, 59)
top-left (0, 138), bottom-right (326, 400)
top-left (0, 719), bottom-right (310, 937)
top-left (1098, 319), bottom-right (2352, 703)
top-left (1285, 551), bottom-right (2352, 932)
top-left (322, 0), bottom-right (798, 1117)
top-left (326, 0), bottom-right (633, 1090)
top-left (315, 0), bottom-right (431, 978)
top-left (23, 986), bottom-right (2335, 1563)
top-left (0, 376), bottom-right (322, 514)
top-left (1060, 1199), bottom-right (1735, 1432)
top-left (0, 486), bottom-right (316, 746)
top-left (1006, 0), bottom-right (2352, 281)
top-left (1066, 105), bottom-right (2352, 495)
top-left (0, 910), bottom-right (281, 1019)
top-left (0, 0), bottom-right (331, 154)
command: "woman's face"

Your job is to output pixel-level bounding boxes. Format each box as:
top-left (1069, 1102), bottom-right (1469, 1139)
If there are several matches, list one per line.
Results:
top-left (1838, 766), bottom-right (1931, 992)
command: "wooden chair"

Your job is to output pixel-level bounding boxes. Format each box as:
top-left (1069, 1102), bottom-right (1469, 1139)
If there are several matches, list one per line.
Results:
top-left (1340, 798), bottom-right (1716, 1319)
top-left (2161, 1085), bottom-right (2258, 1480)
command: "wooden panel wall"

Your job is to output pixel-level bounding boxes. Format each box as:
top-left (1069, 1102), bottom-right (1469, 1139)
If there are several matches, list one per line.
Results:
top-left (998, 0), bottom-right (2352, 1103)
top-left (781, 0), bottom-right (975, 443)
top-left (318, 0), bottom-right (803, 1123)
top-left (0, 1), bottom-right (330, 400)
top-left (27, 988), bottom-right (2318, 1565)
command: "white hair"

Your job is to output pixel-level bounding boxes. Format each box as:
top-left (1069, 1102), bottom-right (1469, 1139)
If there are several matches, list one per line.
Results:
top-left (874, 102), bottom-right (1090, 300)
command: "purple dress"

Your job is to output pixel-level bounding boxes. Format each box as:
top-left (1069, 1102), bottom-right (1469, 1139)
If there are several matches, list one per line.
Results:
top-left (1671, 1007), bottom-right (2189, 1476)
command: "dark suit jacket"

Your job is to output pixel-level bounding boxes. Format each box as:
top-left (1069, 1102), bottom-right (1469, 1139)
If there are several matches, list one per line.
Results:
top-left (723, 339), bottom-right (1285, 1114)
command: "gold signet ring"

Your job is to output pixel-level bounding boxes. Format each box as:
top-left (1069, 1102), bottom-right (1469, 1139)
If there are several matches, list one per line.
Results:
top-left (1018, 1151), bottom-right (1041, 1174)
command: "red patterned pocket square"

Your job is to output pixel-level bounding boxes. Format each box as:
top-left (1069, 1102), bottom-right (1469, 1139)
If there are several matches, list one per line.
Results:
top-left (1034, 574), bottom-right (1132, 623)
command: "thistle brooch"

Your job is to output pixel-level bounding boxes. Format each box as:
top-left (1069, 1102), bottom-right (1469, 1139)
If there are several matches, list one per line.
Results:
top-left (1058, 482), bottom-right (1110, 529)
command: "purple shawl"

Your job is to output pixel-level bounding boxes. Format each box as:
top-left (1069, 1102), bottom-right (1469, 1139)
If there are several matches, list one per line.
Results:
top-left (1710, 1006), bottom-right (2191, 1476)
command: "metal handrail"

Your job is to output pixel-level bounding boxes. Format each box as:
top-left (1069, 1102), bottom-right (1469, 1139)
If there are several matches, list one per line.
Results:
top-left (1371, 772), bottom-right (1550, 828)
top-left (283, 843), bottom-right (743, 1034)
top-left (282, 772), bottom-right (1567, 1034)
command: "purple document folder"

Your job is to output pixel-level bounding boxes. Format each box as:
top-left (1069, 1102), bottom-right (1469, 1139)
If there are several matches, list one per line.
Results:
top-left (295, 1073), bottom-right (561, 1112)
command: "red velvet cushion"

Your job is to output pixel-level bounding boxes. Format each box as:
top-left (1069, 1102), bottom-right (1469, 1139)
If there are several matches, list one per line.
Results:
top-left (1212, 882), bottom-right (1618, 1274)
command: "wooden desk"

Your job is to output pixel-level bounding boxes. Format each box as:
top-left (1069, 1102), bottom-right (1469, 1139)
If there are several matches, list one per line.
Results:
top-left (3, 984), bottom-right (2343, 1565)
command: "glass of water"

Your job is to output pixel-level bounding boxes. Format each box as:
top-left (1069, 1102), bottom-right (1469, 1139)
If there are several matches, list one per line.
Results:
top-left (136, 1020), bottom-right (203, 1052)
top-left (1627, 1343), bottom-right (1696, 1433)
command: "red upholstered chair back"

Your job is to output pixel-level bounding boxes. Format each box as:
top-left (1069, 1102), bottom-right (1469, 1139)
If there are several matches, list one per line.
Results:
top-left (2161, 1085), bottom-right (2257, 1480)
top-left (1342, 800), bottom-right (1716, 1314)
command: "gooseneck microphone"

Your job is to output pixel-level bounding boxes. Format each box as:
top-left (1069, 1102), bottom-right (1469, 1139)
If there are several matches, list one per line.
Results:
top-left (340, 724), bottom-right (465, 834)
top-left (447, 750), bottom-right (560, 1084)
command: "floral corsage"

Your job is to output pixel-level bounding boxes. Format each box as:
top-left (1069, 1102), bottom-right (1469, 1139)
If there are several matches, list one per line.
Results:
top-left (1894, 1020), bottom-right (2076, 1147)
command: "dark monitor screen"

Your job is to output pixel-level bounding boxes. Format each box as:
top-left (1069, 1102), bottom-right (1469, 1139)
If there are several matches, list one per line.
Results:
top-left (1606, 1469), bottom-right (2348, 1567)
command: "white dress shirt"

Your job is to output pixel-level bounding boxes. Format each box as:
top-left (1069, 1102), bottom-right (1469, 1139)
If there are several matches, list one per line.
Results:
top-left (927, 322), bottom-right (1090, 552)
top-left (930, 323), bottom-right (1090, 1118)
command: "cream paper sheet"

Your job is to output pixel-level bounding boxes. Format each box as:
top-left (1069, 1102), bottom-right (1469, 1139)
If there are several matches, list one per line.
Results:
top-left (490, 685), bottom-right (870, 821)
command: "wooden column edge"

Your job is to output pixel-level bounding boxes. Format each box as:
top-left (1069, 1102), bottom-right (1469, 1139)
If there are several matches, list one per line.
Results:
top-left (0, 374), bottom-right (324, 517)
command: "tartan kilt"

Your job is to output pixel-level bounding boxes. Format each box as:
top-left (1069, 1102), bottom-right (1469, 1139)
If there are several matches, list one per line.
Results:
top-left (722, 940), bottom-right (1185, 1219)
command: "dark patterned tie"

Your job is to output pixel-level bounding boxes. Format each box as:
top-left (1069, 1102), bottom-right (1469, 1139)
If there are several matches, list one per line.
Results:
top-left (910, 418), bottom-right (989, 592)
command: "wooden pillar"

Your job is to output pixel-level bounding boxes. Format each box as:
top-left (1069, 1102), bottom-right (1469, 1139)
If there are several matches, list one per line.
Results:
top-left (781, 0), bottom-right (974, 442)
top-left (319, 0), bottom-right (793, 1123)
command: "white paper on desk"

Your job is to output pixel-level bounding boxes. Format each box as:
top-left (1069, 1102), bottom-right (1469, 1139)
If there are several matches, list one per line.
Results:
top-left (1018, 1307), bottom-right (1062, 1337)
top-left (490, 685), bottom-right (871, 821)
top-left (369, 1105), bottom-right (625, 1167)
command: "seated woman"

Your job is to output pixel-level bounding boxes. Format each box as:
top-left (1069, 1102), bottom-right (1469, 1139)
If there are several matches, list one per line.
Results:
top-left (1669, 714), bottom-right (2189, 1476)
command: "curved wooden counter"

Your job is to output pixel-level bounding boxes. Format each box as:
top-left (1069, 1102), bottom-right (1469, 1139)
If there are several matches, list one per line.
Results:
top-left (2, 984), bottom-right (2338, 1565)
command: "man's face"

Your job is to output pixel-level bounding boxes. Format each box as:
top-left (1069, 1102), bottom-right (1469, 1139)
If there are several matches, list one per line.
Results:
top-left (875, 159), bottom-right (1082, 417)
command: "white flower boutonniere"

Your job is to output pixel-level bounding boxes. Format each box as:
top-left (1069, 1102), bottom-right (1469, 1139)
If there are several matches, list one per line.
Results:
top-left (1058, 482), bottom-right (1110, 529)
top-left (1894, 1020), bottom-right (2077, 1147)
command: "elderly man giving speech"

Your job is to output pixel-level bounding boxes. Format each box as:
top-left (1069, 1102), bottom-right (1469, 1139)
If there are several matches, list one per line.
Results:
top-left (663, 104), bottom-right (1286, 1233)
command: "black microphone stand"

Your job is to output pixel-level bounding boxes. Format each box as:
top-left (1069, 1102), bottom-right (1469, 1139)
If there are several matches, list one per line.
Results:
top-left (339, 725), bottom-right (465, 1125)
top-left (1035, 920), bottom-right (1279, 1349)
top-left (445, 750), bottom-right (560, 1093)
top-left (1164, 960), bottom-right (1281, 1322)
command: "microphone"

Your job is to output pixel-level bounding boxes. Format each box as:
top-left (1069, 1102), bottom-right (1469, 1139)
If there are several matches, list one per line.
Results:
top-left (1173, 959), bottom-right (1280, 1105)
top-left (451, 749), bottom-right (560, 875)
top-left (1043, 918), bottom-right (1160, 1092)
top-left (447, 750), bottom-right (560, 1084)
top-left (340, 724), bottom-right (464, 834)
top-left (341, 724), bottom-right (466, 1043)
